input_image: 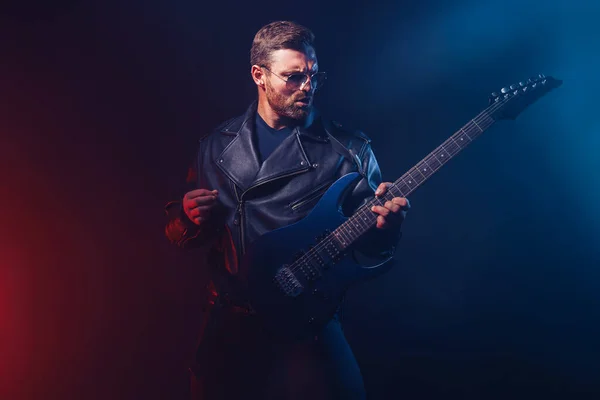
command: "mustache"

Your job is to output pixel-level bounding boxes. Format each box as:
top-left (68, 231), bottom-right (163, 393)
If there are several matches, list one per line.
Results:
top-left (294, 95), bottom-right (312, 101)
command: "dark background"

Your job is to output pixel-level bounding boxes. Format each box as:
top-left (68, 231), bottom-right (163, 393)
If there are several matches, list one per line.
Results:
top-left (2, 0), bottom-right (599, 399)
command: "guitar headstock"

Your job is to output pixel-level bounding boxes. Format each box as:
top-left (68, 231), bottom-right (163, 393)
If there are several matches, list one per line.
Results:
top-left (488, 74), bottom-right (562, 120)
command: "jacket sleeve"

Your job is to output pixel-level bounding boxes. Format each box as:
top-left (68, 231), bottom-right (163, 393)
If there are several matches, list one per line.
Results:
top-left (346, 140), bottom-right (402, 262)
top-left (164, 145), bottom-right (222, 249)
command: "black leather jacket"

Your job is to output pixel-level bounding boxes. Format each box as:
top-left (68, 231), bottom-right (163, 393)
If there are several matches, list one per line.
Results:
top-left (165, 102), bottom-right (400, 301)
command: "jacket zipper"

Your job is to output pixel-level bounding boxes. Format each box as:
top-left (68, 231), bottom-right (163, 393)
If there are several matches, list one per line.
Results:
top-left (290, 179), bottom-right (334, 211)
top-left (235, 167), bottom-right (311, 255)
top-left (233, 187), bottom-right (246, 256)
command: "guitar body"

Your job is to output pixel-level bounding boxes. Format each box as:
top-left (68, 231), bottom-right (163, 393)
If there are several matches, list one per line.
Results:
top-left (244, 173), bottom-right (392, 338)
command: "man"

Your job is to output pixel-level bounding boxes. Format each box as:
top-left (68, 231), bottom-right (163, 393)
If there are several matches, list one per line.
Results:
top-left (165, 20), bottom-right (410, 399)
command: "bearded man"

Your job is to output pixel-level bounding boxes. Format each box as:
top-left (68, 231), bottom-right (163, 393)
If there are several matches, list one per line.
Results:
top-left (165, 20), bottom-right (410, 400)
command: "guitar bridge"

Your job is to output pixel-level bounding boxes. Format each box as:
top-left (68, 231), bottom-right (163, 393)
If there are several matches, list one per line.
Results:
top-left (274, 266), bottom-right (304, 297)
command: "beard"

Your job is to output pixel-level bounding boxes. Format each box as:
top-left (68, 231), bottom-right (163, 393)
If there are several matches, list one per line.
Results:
top-left (265, 79), bottom-right (312, 122)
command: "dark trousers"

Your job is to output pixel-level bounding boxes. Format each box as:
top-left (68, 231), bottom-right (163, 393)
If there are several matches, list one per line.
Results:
top-left (189, 308), bottom-right (366, 399)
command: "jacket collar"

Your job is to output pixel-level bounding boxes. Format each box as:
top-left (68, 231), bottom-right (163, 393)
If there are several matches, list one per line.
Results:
top-left (219, 101), bottom-right (330, 141)
top-left (216, 101), bottom-right (329, 193)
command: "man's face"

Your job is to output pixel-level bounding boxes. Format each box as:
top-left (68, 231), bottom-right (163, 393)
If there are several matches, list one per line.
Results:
top-left (264, 46), bottom-right (318, 122)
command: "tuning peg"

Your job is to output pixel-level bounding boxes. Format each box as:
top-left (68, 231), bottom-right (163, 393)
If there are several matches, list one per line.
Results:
top-left (519, 81), bottom-right (525, 87)
top-left (510, 84), bottom-right (518, 90)
top-left (538, 73), bottom-right (545, 79)
top-left (491, 92), bottom-right (498, 97)
top-left (501, 87), bottom-right (509, 94)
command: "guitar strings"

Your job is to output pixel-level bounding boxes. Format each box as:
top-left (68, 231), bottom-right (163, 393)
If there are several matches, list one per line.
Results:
top-left (283, 93), bottom-right (512, 278)
top-left (284, 95), bottom-right (509, 277)
top-left (348, 101), bottom-right (498, 232)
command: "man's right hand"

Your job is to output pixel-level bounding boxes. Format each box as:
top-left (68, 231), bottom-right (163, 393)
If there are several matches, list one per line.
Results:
top-left (183, 189), bottom-right (219, 226)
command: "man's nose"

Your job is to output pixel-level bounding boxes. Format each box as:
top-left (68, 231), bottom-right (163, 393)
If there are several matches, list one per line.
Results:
top-left (300, 77), bottom-right (314, 93)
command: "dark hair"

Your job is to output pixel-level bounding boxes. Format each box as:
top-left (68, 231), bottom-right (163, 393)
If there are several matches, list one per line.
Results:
top-left (250, 21), bottom-right (315, 67)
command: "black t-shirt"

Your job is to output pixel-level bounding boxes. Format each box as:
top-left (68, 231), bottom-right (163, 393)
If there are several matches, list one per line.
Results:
top-left (254, 113), bottom-right (293, 163)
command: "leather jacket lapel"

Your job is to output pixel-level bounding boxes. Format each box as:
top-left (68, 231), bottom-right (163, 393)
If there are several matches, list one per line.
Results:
top-left (215, 108), bottom-right (261, 192)
top-left (253, 129), bottom-right (312, 185)
top-left (215, 102), bottom-right (330, 193)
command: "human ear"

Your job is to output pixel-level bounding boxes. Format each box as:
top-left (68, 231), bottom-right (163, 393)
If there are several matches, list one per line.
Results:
top-left (251, 65), bottom-right (265, 87)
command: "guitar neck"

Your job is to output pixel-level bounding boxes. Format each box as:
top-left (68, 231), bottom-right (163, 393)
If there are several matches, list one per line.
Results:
top-left (330, 108), bottom-right (498, 251)
top-left (389, 110), bottom-right (496, 198)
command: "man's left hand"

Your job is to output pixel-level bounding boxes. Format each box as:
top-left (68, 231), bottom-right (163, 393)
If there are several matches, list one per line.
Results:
top-left (371, 182), bottom-right (410, 230)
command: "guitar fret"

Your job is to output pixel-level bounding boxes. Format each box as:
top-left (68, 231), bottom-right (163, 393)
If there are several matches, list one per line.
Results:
top-left (435, 146), bottom-right (452, 162)
top-left (350, 213), bottom-right (367, 232)
top-left (443, 139), bottom-right (460, 156)
top-left (335, 206), bottom-right (378, 250)
top-left (472, 119), bottom-right (483, 132)
top-left (424, 154), bottom-right (442, 170)
top-left (340, 227), bottom-right (353, 244)
top-left (388, 185), bottom-right (405, 198)
top-left (404, 172), bottom-right (421, 187)
top-left (399, 178), bottom-right (412, 193)
top-left (409, 168), bottom-right (425, 184)
top-left (450, 136), bottom-right (465, 151)
top-left (382, 192), bottom-right (395, 203)
top-left (455, 130), bottom-right (472, 146)
top-left (345, 224), bottom-right (358, 242)
top-left (466, 123), bottom-right (480, 135)
top-left (333, 230), bottom-right (342, 246)
top-left (408, 175), bottom-right (420, 188)
top-left (334, 229), bottom-right (349, 248)
top-left (416, 160), bottom-right (435, 178)
top-left (358, 208), bottom-right (372, 226)
top-left (460, 127), bottom-right (472, 140)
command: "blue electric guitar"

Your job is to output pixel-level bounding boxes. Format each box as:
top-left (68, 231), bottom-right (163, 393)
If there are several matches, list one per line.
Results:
top-left (243, 74), bottom-right (562, 338)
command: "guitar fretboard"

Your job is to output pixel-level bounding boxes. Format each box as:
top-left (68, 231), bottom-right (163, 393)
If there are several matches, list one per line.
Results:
top-left (330, 109), bottom-right (497, 250)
